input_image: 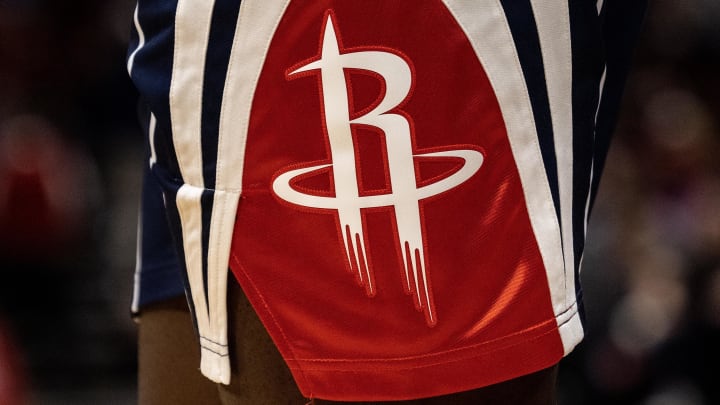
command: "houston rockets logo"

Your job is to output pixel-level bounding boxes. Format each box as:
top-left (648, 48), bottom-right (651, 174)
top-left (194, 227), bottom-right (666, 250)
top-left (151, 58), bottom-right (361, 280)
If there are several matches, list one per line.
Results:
top-left (272, 12), bottom-right (483, 326)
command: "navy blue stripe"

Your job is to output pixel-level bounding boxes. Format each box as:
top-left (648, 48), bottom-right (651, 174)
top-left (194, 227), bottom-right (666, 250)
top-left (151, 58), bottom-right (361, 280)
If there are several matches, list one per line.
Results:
top-left (152, 162), bottom-right (198, 331)
top-left (201, 0), bottom-right (243, 189)
top-left (499, 0), bottom-right (561, 222)
top-left (589, 0), bottom-right (648, 213)
top-left (130, 1), bottom-right (191, 313)
top-left (569, 0), bottom-right (605, 275)
top-left (130, 0), bottom-right (182, 183)
top-left (569, 0), bottom-right (648, 325)
top-left (133, 102), bottom-right (186, 310)
top-left (198, 0), bottom-right (244, 311)
top-left (568, 0), bottom-right (604, 329)
top-left (201, 190), bottom-right (215, 310)
top-left (138, 139), bottom-right (185, 308)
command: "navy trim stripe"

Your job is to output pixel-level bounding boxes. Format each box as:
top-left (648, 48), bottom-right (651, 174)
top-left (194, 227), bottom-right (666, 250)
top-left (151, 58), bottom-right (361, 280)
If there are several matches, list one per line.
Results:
top-left (201, 0), bottom-right (243, 189)
top-left (135, 102), bottom-right (187, 311)
top-left (589, 0), bottom-right (648, 212)
top-left (152, 164), bottom-right (198, 330)
top-left (499, 0), bottom-right (561, 222)
top-left (130, 0), bottom-right (182, 183)
top-left (569, 0), bottom-right (604, 273)
top-left (201, 190), bottom-right (214, 309)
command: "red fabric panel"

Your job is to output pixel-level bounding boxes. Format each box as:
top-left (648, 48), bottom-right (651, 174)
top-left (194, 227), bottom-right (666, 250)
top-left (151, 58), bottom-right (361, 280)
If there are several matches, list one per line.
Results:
top-left (230, 1), bottom-right (562, 400)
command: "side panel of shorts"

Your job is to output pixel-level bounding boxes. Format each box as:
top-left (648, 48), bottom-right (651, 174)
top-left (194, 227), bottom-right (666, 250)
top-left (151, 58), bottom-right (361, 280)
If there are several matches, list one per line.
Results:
top-left (132, 151), bottom-right (186, 314)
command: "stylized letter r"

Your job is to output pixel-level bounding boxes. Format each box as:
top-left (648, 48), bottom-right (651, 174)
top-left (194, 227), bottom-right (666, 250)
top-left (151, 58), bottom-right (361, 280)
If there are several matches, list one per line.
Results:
top-left (273, 12), bottom-right (483, 326)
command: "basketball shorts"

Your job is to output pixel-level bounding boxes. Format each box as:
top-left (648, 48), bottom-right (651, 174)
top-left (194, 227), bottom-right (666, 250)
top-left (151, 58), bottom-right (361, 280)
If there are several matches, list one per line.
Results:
top-left (128, 0), bottom-right (647, 401)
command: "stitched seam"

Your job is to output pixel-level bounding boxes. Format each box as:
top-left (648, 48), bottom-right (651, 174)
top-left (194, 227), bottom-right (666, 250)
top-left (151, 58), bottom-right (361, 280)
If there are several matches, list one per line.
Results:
top-left (555, 301), bottom-right (577, 320)
top-left (200, 345), bottom-right (230, 357)
top-left (286, 302), bottom-right (578, 367)
top-left (291, 324), bottom-right (562, 372)
top-left (200, 336), bottom-right (229, 347)
top-left (214, 0), bottom-right (246, 194)
top-left (294, 308), bottom-right (573, 364)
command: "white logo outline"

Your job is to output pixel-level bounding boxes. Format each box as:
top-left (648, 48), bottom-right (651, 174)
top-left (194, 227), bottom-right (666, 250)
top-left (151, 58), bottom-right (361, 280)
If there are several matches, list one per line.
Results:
top-left (272, 12), bottom-right (484, 326)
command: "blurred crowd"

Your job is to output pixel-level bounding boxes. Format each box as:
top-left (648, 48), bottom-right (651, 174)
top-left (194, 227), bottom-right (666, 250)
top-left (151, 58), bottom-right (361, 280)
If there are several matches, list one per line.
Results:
top-left (0, 0), bottom-right (718, 404)
top-left (0, 0), bottom-right (141, 403)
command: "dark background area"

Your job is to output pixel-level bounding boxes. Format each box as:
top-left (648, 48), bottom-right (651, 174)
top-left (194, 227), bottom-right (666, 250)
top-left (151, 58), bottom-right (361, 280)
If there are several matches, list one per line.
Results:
top-left (0, 1), bottom-right (718, 404)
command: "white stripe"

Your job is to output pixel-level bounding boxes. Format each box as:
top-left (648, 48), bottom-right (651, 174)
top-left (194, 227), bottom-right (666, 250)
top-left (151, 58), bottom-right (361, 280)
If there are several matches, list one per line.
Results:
top-left (177, 184), bottom-right (231, 390)
top-left (582, 165), bottom-right (595, 240)
top-left (127, 4), bottom-right (145, 76)
top-left (529, 0), bottom-right (584, 354)
top-left (441, 0), bottom-right (567, 323)
top-left (169, 0), bottom-right (216, 187)
top-left (594, 68), bottom-right (607, 126)
top-left (528, 0), bottom-right (576, 314)
top-left (597, 0), bottom-right (605, 15)
top-left (202, 188), bottom-right (238, 381)
top-left (149, 113), bottom-right (158, 167)
top-left (170, 0), bottom-right (231, 383)
top-left (176, 185), bottom-right (210, 333)
top-left (131, 204), bottom-right (143, 314)
top-left (584, 66), bottom-right (607, 238)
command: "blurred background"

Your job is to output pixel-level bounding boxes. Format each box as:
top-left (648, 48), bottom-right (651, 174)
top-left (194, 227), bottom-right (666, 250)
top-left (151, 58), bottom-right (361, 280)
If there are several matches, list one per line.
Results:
top-left (0, 0), bottom-right (717, 404)
top-left (560, 2), bottom-right (720, 405)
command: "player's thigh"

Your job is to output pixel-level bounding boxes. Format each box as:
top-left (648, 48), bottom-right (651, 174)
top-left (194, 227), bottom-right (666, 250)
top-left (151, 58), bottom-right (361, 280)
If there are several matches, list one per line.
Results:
top-left (216, 280), bottom-right (307, 405)
top-left (138, 298), bottom-right (223, 405)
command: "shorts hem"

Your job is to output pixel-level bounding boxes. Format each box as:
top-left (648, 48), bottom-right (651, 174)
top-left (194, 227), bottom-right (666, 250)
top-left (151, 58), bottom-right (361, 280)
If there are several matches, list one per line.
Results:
top-left (286, 313), bottom-right (573, 401)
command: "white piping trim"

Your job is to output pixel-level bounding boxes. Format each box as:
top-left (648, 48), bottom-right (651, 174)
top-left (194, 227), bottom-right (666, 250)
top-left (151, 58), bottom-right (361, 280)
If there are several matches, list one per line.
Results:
top-left (149, 113), bottom-right (158, 168)
top-left (176, 185), bottom-right (209, 333)
top-left (584, 66), bottom-right (607, 238)
top-left (202, 188), bottom-right (239, 382)
top-left (127, 4), bottom-right (145, 75)
top-left (169, 0), bottom-right (215, 187)
top-left (594, 68), bottom-right (607, 126)
top-left (177, 184), bottom-right (232, 383)
top-left (131, 203), bottom-right (143, 314)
